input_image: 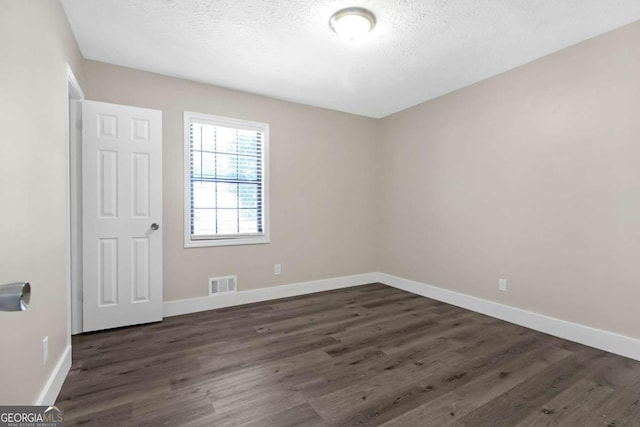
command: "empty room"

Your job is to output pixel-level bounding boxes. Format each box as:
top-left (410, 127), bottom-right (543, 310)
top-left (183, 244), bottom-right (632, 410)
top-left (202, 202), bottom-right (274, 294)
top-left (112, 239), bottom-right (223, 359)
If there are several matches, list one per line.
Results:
top-left (1, 0), bottom-right (640, 425)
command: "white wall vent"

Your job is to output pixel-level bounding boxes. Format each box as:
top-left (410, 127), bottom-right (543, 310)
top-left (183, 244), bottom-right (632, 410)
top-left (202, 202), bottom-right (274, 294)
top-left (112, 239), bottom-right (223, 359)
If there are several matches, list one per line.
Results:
top-left (209, 275), bottom-right (237, 296)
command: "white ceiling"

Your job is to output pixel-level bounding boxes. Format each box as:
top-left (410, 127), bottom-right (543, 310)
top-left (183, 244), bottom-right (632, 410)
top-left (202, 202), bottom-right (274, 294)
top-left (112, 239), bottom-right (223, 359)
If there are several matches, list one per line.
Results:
top-left (61, 1), bottom-right (640, 118)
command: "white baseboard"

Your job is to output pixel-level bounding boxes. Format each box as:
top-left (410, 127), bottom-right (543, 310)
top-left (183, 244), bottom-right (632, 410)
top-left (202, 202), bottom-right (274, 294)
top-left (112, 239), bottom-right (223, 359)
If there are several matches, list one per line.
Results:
top-left (163, 272), bottom-right (379, 318)
top-left (162, 271), bottom-right (639, 361)
top-left (378, 273), bottom-right (640, 362)
top-left (35, 344), bottom-right (71, 405)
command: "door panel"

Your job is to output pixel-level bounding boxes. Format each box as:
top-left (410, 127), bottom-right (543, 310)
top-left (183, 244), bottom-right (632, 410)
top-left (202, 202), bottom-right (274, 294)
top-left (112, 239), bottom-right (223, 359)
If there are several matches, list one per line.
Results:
top-left (132, 237), bottom-right (150, 302)
top-left (98, 238), bottom-right (118, 306)
top-left (98, 150), bottom-right (118, 218)
top-left (82, 100), bottom-right (162, 332)
top-left (132, 153), bottom-right (150, 217)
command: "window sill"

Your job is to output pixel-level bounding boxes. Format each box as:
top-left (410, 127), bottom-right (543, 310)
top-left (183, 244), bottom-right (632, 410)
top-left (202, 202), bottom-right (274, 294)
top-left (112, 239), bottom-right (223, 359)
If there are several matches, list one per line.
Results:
top-left (184, 236), bottom-right (270, 248)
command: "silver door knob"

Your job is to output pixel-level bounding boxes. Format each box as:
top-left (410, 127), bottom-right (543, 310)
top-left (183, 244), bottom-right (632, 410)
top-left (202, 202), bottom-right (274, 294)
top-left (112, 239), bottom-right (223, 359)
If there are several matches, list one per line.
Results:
top-left (0, 282), bottom-right (30, 311)
top-left (151, 223), bottom-right (160, 231)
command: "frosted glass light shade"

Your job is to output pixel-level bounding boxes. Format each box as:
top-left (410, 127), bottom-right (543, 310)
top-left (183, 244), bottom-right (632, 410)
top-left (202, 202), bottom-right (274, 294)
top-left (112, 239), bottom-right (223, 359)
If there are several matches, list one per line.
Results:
top-left (330, 8), bottom-right (376, 42)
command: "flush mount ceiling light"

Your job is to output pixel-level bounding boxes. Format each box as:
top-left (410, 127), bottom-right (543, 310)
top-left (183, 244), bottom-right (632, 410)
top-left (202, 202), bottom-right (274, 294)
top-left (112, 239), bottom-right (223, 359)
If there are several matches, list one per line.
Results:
top-left (330, 7), bottom-right (376, 42)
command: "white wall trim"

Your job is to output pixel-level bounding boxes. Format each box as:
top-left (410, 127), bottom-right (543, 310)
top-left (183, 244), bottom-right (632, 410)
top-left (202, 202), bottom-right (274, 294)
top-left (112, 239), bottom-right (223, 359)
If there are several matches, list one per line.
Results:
top-left (163, 272), bottom-right (379, 317)
top-left (378, 273), bottom-right (640, 362)
top-left (35, 344), bottom-right (71, 406)
top-left (66, 64), bottom-right (85, 100)
top-left (66, 63), bottom-right (84, 336)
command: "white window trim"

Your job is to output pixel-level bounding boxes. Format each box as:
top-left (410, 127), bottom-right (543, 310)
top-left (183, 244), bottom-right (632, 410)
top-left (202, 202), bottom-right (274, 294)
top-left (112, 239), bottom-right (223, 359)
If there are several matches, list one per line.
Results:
top-left (183, 111), bottom-right (270, 248)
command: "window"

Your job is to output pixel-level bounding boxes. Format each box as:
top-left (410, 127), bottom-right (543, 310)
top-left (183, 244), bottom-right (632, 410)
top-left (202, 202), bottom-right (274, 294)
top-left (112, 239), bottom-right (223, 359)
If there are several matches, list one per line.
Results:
top-left (184, 111), bottom-right (269, 247)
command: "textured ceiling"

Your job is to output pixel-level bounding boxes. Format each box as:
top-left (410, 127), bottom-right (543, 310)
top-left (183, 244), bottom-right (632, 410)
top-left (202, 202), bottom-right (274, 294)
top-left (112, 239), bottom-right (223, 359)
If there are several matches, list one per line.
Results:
top-left (61, 1), bottom-right (640, 118)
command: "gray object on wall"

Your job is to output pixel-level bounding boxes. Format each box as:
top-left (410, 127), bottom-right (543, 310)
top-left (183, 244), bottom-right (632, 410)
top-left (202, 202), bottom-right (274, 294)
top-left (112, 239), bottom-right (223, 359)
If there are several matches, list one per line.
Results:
top-left (0, 282), bottom-right (31, 311)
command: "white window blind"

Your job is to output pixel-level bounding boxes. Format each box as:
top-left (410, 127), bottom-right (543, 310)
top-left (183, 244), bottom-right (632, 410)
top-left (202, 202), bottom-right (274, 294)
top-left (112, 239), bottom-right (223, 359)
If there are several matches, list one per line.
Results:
top-left (184, 112), bottom-right (269, 247)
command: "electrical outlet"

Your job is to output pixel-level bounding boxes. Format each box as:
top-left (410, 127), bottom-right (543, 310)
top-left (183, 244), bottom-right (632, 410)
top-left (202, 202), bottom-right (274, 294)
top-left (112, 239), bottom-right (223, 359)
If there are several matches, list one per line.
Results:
top-left (42, 336), bottom-right (48, 365)
top-left (274, 264), bottom-right (281, 275)
top-left (499, 279), bottom-right (507, 291)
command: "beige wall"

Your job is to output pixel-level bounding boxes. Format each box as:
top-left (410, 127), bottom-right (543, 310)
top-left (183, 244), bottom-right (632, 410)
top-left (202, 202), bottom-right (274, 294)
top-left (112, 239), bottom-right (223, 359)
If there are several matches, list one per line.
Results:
top-left (379, 21), bottom-right (640, 339)
top-left (82, 61), bottom-right (380, 302)
top-left (0, 1), bottom-right (84, 404)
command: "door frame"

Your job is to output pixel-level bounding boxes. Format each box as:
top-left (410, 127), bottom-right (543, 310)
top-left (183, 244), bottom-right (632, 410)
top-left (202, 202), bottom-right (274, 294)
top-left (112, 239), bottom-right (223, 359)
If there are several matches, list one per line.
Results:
top-left (66, 64), bottom-right (84, 335)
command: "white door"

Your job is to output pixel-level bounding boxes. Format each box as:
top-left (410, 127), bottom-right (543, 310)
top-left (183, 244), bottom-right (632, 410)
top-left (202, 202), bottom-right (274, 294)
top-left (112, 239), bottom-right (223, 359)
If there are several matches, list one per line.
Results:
top-left (82, 100), bottom-right (163, 332)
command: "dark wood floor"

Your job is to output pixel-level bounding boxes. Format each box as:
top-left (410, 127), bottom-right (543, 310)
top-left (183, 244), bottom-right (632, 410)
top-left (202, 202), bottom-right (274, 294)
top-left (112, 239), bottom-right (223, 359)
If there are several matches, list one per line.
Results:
top-left (57, 283), bottom-right (640, 426)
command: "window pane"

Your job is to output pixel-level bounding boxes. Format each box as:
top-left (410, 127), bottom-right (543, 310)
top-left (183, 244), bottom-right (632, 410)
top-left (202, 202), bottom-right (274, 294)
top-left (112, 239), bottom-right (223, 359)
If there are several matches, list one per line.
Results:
top-left (216, 182), bottom-right (238, 208)
top-left (192, 181), bottom-right (215, 208)
top-left (201, 125), bottom-right (216, 151)
top-left (238, 132), bottom-right (260, 155)
top-left (200, 152), bottom-right (215, 178)
top-left (191, 124), bottom-right (202, 151)
top-left (193, 208), bottom-right (216, 235)
top-left (238, 156), bottom-right (258, 180)
top-left (216, 153), bottom-right (238, 180)
top-left (191, 151), bottom-right (202, 177)
top-left (238, 184), bottom-right (258, 208)
top-left (217, 209), bottom-right (238, 234)
top-left (216, 126), bottom-right (238, 154)
top-left (239, 210), bottom-right (258, 233)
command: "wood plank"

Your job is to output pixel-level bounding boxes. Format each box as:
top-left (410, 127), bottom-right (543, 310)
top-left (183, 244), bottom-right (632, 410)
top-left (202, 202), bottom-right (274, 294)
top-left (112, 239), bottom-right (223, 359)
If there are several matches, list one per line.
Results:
top-left (309, 331), bottom-right (545, 425)
top-left (380, 345), bottom-right (573, 426)
top-left (515, 378), bottom-right (615, 426)
top-left (56, 283), bottom-right (640, 427)
top-left (457, 349), bottom-right (601, 426)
